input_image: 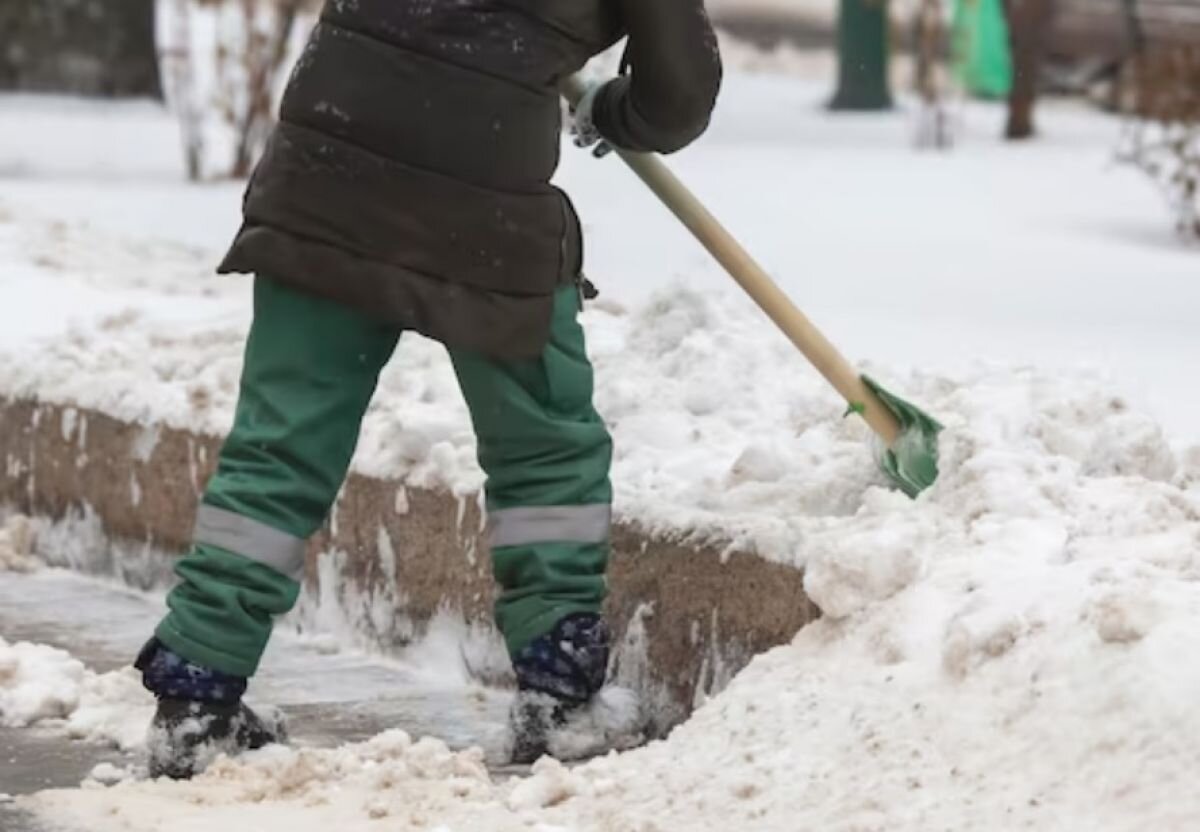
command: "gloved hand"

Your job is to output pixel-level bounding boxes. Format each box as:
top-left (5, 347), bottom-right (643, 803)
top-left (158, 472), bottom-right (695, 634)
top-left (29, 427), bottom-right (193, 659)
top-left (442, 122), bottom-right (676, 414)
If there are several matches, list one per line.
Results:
top-left (570, 81), bottom-right (615, 159)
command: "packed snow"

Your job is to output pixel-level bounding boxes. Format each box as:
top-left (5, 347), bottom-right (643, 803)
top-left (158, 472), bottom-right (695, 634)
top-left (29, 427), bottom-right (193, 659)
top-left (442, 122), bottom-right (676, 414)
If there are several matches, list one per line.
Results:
top-left (0, 514), bottom-right (38, 572)
top-left (16, 364), bottom-right (1200, 828)
top-left (0, 636), bottom-right (153, 751)
top-left (3, 50), bottom-right (1200, 832)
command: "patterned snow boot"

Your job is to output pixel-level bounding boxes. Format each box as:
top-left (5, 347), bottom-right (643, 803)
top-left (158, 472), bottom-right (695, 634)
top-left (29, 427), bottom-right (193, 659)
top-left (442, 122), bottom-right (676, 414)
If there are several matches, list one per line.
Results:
top-left (135, 638), bottom-right (285, 779)
top-left (509, 612), bottom-right (611, 764)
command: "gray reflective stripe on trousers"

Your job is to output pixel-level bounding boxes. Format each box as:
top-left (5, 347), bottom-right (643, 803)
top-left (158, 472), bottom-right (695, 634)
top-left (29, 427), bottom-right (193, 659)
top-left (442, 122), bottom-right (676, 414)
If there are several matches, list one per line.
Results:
top-left (488, 504), bottom-right (611, 549)
top-left (193, 504), bottom-right (307, 579)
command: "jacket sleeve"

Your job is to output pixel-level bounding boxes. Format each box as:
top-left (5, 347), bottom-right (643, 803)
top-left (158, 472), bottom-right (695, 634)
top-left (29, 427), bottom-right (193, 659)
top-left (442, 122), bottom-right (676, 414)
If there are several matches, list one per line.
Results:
top-left (589, 0), bottom-right (723, 154)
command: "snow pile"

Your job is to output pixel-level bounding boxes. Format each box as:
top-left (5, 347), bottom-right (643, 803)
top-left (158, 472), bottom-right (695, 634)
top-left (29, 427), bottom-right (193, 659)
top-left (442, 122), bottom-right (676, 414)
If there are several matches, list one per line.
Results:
top-left (523, 377), bottom-right (1198, 829)
top-left (0, 637), bottom-right (154, 751)
top-left (1, 307), bottom-right (250, 436)
top-left (0, 232), bottom-right (900, 561)
top-left (591, 287), bottom-right (881, 559)
top-left (0, 514), bottom-right (38, 572)
top-left (505, 390), bottom-right (1200, 830)
top-left (35, 731), bottom-right (523, 831)
top-left (2, 258), bottom-right (1198, 576)
top-left (87, 762), bottom-right (137, 786)
top-left (21, 367), bottom-right (1200, 830)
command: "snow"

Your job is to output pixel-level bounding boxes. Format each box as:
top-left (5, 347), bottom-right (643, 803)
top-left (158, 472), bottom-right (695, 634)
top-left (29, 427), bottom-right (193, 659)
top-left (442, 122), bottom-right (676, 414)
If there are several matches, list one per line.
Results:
top-left (19, 386), bottom-right (1200, 827)
top-left (0, 563), bottom-right (526, 758)
top-left (0, 514), bottom-right (38, 572)
top-left (4, 58), bottom-right (1200, 831)
top-left (4, 75), bottom-right (1199, 444)
top-left (87, 762), bottom-right (136, 786)
top-left (35, 732), bottom-right (516, 831)
top-left (710, 0), bottom-right (943, 28)
top-left (1, 237), bottom-right (1195, 568)
top-left (710, 0), bottom-right (836, 24)
top-left (0, 636), bottom-right (154, 751)
top-left (539, 687), bottom-right (644, 762)
top-left (0, 543), bottom-right (644, 769)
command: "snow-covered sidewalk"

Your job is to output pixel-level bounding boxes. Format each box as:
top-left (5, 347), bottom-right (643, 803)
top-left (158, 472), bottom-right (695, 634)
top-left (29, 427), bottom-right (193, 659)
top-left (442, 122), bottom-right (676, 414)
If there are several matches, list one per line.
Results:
top-left (11, 375), bottom-right (1200, 829)
top-left (12, 395), bottom-right (1200, 832)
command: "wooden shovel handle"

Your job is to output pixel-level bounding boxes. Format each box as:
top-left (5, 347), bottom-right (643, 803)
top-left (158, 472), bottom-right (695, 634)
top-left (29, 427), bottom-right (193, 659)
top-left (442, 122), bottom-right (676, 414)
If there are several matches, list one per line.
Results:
top-left (561, 76), bottom-right (902, 445)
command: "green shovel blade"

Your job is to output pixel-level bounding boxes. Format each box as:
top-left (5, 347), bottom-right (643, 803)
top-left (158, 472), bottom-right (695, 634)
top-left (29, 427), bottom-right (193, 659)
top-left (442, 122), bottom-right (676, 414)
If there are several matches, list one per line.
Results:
top-left (861, 375), bottom-right (943, 498)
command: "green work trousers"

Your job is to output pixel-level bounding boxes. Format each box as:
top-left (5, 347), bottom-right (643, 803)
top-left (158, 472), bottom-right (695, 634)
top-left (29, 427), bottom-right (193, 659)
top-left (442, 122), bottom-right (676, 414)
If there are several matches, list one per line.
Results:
top-left (155, 277), bottom-right (612, 678)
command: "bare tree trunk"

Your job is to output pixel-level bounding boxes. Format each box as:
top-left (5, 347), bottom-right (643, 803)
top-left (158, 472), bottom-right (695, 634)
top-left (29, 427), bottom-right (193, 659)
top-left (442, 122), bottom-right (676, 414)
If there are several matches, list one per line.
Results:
top-left (161, 0), bottom-right (204, 181)
top-left (230, 0), bottom-right (304, 178)
top-left (161, 0), bottom-right (311, 181)
top-left (914, 0), bottom-right (952, 148)
top-left (1003, 0), bottom-right (1055, 140)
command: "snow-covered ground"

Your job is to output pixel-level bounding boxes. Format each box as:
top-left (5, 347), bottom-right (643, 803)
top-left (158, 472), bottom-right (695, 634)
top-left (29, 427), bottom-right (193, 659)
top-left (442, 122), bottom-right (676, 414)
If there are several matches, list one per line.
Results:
top-left (710, 0), bottom-right (834, 25)
top-left (3, 73), bottom-right (1198, 441)
top-left (3, 64), bottom-right (1200, 830)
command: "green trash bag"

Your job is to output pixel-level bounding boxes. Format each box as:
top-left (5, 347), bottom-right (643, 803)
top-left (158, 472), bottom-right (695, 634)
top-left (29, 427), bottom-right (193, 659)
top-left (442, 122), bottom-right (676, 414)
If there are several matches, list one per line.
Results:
top-left (952, 0), bottom-right (1013, 99)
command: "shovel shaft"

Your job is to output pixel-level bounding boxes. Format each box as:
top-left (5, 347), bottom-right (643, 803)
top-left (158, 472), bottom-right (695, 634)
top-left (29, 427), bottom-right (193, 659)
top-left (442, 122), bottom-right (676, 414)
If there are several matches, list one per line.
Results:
top-left (561, 76), bottom-right (902, 446)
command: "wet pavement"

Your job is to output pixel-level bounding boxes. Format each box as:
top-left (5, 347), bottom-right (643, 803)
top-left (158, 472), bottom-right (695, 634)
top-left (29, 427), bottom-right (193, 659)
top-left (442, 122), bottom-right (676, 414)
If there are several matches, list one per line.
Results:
top-left (1, 724), bottom-right (123, 831)
top-left (0, 569), bottom-right (517, 829)
top-left (0, 803), bottom-right (46, 832)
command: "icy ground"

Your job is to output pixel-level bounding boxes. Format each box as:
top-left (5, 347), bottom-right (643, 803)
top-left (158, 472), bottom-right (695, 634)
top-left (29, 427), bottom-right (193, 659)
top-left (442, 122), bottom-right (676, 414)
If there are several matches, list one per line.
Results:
top-left (0, 562), bottom-right (515, 760)
top-left (2, 69), bottom-right (1200, 830)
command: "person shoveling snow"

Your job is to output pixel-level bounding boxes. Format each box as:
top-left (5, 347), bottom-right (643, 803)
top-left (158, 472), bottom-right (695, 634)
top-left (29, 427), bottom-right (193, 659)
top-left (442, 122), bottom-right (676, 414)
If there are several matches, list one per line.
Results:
top-left (132, 0), bottom-right (722, 777)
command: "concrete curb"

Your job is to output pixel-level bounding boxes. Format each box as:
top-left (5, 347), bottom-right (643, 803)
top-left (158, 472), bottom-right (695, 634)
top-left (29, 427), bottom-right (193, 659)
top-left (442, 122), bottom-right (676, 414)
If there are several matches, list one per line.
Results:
top-left (0, 397), bottom-right (818, 731)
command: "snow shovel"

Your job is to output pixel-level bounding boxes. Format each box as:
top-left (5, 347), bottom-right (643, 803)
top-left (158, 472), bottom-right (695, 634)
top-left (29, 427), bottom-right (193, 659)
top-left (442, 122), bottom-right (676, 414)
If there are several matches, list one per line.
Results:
top-left (561, 76), bottom-right (942, 497)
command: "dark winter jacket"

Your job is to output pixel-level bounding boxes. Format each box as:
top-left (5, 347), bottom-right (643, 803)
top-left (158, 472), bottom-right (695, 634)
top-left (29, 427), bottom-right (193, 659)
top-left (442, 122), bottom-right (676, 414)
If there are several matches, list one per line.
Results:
top-left (218, 0), bottom-right (722, 359)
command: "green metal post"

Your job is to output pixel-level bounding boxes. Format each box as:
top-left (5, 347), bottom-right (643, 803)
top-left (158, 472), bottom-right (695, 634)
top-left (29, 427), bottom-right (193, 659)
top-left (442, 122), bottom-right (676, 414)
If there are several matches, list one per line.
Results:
top-left (831, 0), bottom-right (894, 111)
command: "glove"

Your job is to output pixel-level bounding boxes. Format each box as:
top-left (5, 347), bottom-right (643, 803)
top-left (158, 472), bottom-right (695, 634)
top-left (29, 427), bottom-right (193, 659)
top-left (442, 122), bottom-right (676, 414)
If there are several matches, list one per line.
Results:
top-left (570, 81), bottom-right (615, 159)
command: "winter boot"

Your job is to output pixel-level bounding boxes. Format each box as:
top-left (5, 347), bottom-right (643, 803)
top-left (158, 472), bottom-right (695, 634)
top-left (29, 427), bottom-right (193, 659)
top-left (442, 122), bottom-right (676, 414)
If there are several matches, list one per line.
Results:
top-left (509, 612), bottom-right (610, 764)
top-left (135, 638), bottom-right (285, 779)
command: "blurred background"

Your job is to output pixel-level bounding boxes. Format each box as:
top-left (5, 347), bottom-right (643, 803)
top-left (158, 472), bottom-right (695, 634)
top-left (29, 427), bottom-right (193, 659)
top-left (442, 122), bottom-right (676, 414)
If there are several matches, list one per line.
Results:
top-left (2, 0), bottom-right (1197, 230)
